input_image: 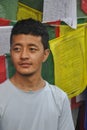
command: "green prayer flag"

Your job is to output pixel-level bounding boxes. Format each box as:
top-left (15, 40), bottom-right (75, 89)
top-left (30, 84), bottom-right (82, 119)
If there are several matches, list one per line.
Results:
top-left (18, 0), bottom-right (43, 12)
top-left (6, 54), bottom-right (16, 78)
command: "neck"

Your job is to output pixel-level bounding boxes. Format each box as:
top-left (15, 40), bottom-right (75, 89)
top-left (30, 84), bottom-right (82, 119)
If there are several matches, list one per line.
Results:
top-left (10, 73), bottom-right (45, 92)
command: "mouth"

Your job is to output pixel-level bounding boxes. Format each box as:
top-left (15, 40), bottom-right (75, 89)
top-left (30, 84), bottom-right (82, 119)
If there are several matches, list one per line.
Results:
top-left (19, 63), bottom-right (32, 68)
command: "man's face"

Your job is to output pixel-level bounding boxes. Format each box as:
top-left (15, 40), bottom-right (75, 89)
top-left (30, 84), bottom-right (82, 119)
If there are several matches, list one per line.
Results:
top-left (10, 34), bottom-right (50, 76)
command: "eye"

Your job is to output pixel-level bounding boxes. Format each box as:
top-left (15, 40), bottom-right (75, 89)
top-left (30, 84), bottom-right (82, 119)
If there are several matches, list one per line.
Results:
top-left (13, 47), bottom-right (21, 52)
top-left (29, 47), bottom-right (37, 52)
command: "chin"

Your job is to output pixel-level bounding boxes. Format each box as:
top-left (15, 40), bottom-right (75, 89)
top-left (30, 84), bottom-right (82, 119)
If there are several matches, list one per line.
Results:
top-left (18, 71), bottom-right (35, 77)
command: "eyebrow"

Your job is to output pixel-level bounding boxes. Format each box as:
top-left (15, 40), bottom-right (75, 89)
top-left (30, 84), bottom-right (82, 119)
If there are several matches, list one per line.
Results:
top-left (27, 43), bottom-right (38, 47)
top-left (11, 43), bottom-right (22, 47)
top-left (12, 43), bottom-right (39, 48)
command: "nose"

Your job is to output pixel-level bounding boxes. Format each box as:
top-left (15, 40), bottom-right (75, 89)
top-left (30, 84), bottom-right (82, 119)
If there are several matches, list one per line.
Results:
top-left (20, 48), bottom-right (29, 59)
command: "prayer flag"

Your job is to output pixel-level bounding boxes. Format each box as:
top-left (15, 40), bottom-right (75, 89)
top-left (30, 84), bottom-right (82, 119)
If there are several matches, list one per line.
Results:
top-left (0, 18), bottom-right (10, 26)
top-left (49, 26), bottom-right (87, 98)
top-left (0, 55), bottom-right (6, 83)
top-left (17, 0), bottom-right (43, 21)
top-left (6, 54), bottom-right (16, 78)
top-left (42, 0), bottom-right (77, 29)
top-left (81, 0), bottom-right (87, 14)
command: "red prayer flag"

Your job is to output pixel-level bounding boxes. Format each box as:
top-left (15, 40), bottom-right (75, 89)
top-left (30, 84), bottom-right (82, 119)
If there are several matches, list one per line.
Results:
top-left (0, 55), bottom-right (7, 83)
top-left (47, 21), bottom-right (61, 37)
top-left (81, 0), bottom-right (87, 14)
top-left (0, 18), bottom-right (10, 26)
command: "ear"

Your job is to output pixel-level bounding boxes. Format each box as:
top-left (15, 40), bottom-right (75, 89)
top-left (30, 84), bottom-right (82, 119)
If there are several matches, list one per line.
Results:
top-left (42, 49), bottom-right (50, 62)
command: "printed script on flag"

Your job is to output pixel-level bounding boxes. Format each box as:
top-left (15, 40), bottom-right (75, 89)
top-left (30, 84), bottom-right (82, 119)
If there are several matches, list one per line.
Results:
top-left (49, 26), bottom-right (87, 98)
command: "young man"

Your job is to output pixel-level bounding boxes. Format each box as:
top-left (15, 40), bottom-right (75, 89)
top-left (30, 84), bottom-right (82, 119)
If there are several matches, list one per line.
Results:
top-left (0, 18), bottom-right (75, 130)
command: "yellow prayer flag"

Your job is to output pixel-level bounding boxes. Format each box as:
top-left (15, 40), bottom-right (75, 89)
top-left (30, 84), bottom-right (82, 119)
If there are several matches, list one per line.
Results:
top-left (49, 26), bottom-right (87, 98)
top-left (17, 2), bottom-right (42, 21)
top-left (60, 23), bottom-right (87, 36)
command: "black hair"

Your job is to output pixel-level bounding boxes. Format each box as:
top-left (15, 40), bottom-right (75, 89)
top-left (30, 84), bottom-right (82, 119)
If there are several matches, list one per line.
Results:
top-left (10, 18), bottom-right (49, 49)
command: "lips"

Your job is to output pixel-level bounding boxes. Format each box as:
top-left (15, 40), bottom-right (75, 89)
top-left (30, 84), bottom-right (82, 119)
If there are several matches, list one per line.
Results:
top-left (19, 63), bottom-right (32, 68)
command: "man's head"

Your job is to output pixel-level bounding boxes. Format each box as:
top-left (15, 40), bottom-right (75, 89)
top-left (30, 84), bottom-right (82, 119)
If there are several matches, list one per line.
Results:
top-left (10, 18), bottom-right (50, 77)
top-left (10, 18), bottom-right (49, 50)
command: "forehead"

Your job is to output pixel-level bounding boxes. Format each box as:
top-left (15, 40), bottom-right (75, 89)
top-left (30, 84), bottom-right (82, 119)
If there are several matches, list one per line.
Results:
top-left (12, 34), bottom-right (43, 47)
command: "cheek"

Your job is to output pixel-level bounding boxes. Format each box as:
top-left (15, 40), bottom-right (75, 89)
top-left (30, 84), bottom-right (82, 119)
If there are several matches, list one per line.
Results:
top-left (11, 54), bottom-right (19, 64)
top-left (31, 53), bottom-right (43, 62)
top-left (35, 55), bottom-right (45, 65)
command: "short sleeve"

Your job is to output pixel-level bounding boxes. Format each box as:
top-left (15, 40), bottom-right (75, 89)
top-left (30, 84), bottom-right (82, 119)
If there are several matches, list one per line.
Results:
top-left (58, 95), bottom-right (75, 130)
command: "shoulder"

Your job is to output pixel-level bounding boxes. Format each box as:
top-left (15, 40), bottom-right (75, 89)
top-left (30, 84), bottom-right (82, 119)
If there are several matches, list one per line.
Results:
top-left (0, 79), bottom-right (13, 103)
top-left (45, 82), bottom-right (70, 115)
top-left (0, 79), bottom-right (14, 118)
top-left (46, 82), bottom-right (70, 109)
top-left (47, 83), bottom-right (74, 130)
top-left (0, 79), bottom-right (8, 90)
top-left (0, 79), bottom-right (10, 92)
top-left (48, 83), bottom-right (68, 100)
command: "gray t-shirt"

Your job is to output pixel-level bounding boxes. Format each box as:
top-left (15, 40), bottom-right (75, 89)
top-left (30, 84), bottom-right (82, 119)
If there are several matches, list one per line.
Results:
top-left (0, 79), bottom-right (74, 130)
